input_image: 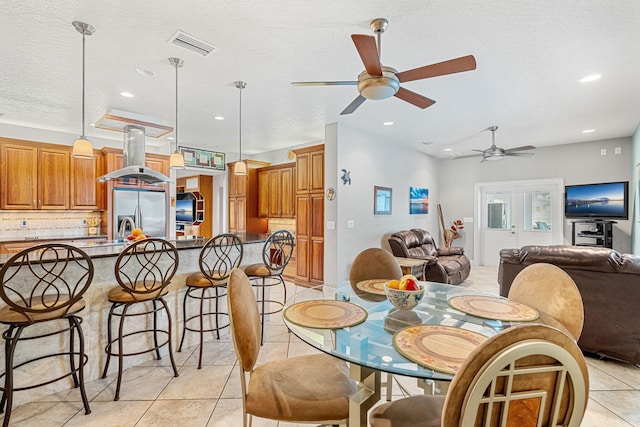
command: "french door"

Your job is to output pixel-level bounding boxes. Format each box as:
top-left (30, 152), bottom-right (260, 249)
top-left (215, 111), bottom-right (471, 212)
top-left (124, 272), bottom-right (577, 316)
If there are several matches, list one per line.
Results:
top-left (474, 178), bottom-right (564, 266)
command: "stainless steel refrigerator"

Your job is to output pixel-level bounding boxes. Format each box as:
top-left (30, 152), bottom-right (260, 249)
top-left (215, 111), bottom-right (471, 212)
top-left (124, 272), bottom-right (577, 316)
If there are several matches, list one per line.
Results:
top-left (113, 188), bottom-right (167, 238)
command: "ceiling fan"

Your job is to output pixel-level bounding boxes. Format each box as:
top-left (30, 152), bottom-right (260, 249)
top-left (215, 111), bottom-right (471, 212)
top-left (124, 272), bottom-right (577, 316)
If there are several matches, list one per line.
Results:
top-left (453, 126), bottom-right (536, 162)
top-left (291, 18), bottom-right (477, 115)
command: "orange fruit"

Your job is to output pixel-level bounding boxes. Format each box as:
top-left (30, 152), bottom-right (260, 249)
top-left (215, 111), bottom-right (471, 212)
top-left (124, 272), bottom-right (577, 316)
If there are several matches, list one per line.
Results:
top-left (131, 228), bottom-right (143, 236)
top-left (386, 280), bottom-right (400, 289)
top-left (134, 234), bottom-right (146, 241)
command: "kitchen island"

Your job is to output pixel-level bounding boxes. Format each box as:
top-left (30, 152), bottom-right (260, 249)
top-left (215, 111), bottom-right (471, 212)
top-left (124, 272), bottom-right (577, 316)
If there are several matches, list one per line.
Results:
top-left (0, 233), bottom-right (271, 408)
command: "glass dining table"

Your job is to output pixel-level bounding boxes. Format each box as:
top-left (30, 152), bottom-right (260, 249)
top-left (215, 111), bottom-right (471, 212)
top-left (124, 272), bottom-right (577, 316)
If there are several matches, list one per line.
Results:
top-left (282, 279), bottom-right (547, 427)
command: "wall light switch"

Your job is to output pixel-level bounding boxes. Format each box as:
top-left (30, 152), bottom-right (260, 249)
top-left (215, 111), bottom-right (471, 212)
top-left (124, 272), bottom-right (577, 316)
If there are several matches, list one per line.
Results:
top-left (347, 220), bottom-right (355, 229)
top-left (20, 219), bottom-right (28, 228)
top-left (327, 221), bottom-right (335, 230)
top-left (463, 217), bottom-right (473, 223)
top-left (600, 148), bottom-right (607, 155)
top-left (615, 147), bottom-right (622, 155)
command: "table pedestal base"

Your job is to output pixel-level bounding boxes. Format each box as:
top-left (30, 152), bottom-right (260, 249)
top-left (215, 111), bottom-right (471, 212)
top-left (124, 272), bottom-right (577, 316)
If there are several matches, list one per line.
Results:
top-left (349, 364), bottom-right (381, 427)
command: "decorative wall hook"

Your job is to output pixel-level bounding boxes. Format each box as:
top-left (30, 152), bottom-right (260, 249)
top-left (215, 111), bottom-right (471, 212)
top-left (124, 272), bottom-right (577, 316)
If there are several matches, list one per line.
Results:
top-left (341, 169), bottom-right (351, 185)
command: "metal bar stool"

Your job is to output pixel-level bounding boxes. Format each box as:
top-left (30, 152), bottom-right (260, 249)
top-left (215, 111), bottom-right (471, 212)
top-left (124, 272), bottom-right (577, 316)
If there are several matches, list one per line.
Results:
top-left (178, 233), bottom-right (243, 369)
top-left (101, 238), bottom-right (179, 401)
top-left (0, 244), bottom-right (93, 427)
top-left (243, 230), bottom-right (294, 345)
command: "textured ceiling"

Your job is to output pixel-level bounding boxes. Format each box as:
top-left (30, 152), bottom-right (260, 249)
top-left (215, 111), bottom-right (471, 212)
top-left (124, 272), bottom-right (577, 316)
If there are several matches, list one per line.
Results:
top-left (1, 1), bottom-right (639, 159)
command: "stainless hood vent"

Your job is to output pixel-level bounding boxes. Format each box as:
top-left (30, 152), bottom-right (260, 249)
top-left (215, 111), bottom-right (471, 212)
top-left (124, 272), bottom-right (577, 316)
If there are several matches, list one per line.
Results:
top-left (97, 125), bottom-right (173, 184)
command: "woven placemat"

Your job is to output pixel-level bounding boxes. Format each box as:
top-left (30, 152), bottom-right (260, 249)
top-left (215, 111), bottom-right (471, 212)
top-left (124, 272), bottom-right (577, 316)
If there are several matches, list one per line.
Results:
top-left (448, 295), bottom-right (539, 322)
top-left (355, 279), bottom-right (388, 295)
top-left (284, 300), bottom-right (367, 329)
top-left (393, 325), bottom-right (488, 374)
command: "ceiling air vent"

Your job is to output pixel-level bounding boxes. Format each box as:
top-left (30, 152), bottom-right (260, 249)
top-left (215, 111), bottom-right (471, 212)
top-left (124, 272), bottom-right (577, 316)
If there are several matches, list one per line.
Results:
top-left (168, 30), bottom-right (217, 57)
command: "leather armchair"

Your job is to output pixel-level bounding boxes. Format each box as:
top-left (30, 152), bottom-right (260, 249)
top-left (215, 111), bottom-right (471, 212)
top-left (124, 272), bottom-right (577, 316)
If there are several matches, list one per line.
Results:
top-left (388, 229), bottom-right (471, 285)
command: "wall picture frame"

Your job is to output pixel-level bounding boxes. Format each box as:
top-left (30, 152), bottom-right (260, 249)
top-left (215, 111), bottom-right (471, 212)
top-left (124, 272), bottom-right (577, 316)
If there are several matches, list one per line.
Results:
top-left (374, 186), bottom-right (392, 215)
top-left (410, 187), bottom-right (429, 214)
top-left (178, 146), bottom-right (226, 170)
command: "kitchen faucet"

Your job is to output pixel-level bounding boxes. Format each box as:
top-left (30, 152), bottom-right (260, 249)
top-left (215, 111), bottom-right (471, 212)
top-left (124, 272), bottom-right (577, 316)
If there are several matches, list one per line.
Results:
top-left (118, 217), bottom-right (135, 238)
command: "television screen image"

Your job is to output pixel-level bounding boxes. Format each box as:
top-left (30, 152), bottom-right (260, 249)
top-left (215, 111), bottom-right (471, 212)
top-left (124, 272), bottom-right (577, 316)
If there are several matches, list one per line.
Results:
top-left (175, 199), bottom-right (195, 223)
top-left (564, 181), bottom-right (628, 219)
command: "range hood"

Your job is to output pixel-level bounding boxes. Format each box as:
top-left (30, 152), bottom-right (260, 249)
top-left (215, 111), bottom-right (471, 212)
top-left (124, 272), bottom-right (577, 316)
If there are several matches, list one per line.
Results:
top-left (97, 125), bottom-right (173, 184)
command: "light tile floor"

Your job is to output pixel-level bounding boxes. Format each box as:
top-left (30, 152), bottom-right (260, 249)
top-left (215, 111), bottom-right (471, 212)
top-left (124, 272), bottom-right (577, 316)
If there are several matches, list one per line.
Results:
top-left (2, 266), bottom-right (639, 426)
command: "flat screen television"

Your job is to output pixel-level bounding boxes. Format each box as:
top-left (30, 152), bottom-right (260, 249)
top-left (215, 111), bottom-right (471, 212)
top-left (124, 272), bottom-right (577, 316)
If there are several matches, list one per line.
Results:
top-left (564, 181), bottom-right (629, 219)
top-left (175, 197), bottom-right (195, 223)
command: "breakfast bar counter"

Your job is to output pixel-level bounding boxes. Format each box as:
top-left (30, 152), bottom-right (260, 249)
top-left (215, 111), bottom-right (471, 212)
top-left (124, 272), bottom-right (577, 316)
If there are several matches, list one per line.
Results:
top-left (0, 233), bottom-right (270, 408)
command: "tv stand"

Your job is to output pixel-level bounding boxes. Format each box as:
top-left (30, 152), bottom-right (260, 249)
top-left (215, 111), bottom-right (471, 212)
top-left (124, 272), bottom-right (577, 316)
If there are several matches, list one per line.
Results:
top-left (571, 219), bottom-right (615, 249)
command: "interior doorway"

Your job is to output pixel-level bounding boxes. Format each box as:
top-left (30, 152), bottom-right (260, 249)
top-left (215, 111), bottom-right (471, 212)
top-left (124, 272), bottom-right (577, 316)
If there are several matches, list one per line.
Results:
top-left (474, 178), bottom-right (564, 266)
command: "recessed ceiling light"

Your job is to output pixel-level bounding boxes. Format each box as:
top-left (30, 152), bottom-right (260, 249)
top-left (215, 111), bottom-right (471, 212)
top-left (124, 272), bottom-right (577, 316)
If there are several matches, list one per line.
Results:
top-left (579, 74), bottom-right (601, 83)
top-left (421, 141), bottom-right (434, 146)
top-left (214, 116), bottom-right (225, 121)
top-left (167, 137), bottom-right (175, 141)
top-left (582, 129), bottom-right (596, 133)
top-left (443, 148), bottom-right (453, 152)
top-left (120, 92), bottom-right (134, 98)
top-left (89, 123), bottom-right (95, 127)
top-left (383, 121), bottom-right (394, 126)
top-left (135, 68), bottom-right (156, 77)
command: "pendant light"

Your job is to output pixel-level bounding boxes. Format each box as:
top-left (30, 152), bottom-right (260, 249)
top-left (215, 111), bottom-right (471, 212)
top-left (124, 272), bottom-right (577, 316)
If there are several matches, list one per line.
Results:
top-left (234, 81), bottom-right (247, 176)
top-left (169, 57), bottom-right (185, 168)
top-left (71, 21), bottom-right (95, 159)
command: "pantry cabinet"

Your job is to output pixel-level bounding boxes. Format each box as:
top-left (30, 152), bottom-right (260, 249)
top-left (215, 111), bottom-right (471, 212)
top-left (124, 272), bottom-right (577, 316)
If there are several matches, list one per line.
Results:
top-left (227, 160), bottom-right (270, 234)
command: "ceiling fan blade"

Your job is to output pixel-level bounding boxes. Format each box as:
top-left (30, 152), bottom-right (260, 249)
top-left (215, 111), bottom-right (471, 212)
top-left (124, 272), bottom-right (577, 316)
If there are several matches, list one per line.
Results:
top-left (351, 34), bottom-right (383, 76)
top-left (452, 153), bottom-right (484, 160)
top-left (340, 95), bottom-right (367, 115)
top-left (291, 81), bottom-right (358, 86)
top-left (396, 55), bottom-right (477, 83)
top-left (394, 87), bottom-right (436, 109)
top-left (503, 145), bottom-right (536, 153)
top-left (504, 152), bottom-right (535, 157)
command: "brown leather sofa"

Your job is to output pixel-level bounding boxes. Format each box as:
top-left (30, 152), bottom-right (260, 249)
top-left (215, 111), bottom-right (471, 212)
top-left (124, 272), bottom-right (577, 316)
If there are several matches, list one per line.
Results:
top-left (388, 229), bottom-right (471, 285)
top-left (498, 245), bottom-right (640, 364)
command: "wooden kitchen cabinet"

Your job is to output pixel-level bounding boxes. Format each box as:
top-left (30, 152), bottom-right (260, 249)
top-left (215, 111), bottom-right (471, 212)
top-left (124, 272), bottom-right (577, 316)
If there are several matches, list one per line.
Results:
top-left (227, 160), bottom-right (270, 234)
top-left (293, 144), bottom-right (324, 287)
top-left (70, 150), bottom-right (103, 210)
top-left (257, 162), bottom-right (295, 218)
top-left (0, 140), bottom-right (70, 210)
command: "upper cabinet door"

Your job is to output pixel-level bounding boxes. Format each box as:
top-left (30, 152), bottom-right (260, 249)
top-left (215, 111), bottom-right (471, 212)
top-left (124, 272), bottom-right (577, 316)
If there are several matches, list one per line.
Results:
top-left (38, 147), bottom-right (70, 209)
top-left (71, 151), bottom-right (101, 210)
top-left (0, 143), bottom-right (38, 209)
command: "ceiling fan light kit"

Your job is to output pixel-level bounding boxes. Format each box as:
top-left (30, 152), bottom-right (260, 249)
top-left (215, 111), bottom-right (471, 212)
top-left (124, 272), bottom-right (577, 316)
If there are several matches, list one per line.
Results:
top-left (292, 18), bottom-right (476, 115)
top-left (72, 21), bottom-right (95, 159)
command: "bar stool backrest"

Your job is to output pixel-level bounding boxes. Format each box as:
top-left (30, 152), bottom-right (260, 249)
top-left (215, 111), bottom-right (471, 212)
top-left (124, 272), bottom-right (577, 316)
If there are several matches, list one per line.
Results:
top-left (199, 234), bottom-right (243, 281)
top-left (0, 243), bottom-right (94, 324)
top-left (261, 230), bottom-right (295, 273)
top-left (114, 238), bottom-right (179, 300)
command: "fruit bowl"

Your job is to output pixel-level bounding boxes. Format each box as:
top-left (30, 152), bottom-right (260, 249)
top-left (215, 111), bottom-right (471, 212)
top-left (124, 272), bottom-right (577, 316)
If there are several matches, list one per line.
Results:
top-left (384, 279), bottom-right (425, 310)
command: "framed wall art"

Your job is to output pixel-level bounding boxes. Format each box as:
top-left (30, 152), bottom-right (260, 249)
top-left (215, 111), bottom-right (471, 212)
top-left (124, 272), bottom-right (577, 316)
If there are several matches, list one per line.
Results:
top-left (374, 186), bottom-right (392, 215)
top-left (410, 187), bottom-right (429, 214)
top-left (179, 146), bottom-right (225, 170)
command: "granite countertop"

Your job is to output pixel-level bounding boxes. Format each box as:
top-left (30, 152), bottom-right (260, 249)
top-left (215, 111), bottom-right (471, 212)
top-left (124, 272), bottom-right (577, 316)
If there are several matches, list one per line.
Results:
top-left (0, 233), bottom-right (270, 267)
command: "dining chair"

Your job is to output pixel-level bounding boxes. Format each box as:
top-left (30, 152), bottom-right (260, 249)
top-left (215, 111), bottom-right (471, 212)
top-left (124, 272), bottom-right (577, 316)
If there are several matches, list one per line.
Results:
top-left (227, 268), bottom-right (357, 427)
top-left (0, 244), bottom-right (94, 427)
top-left (349, 247), bottom-right (403, 284)
top-left (508, 262), bottom-right (584, 340)
top-left (242, 230), bottom-right (294, 345)
top-left (178, 233), bottom-right (243, 368)
top-left (101, 238), bottom-right (179, 401)
top-left (349, 247), bottom-right (402, 400)
top-left (369, 323), bottom-right (589, 427)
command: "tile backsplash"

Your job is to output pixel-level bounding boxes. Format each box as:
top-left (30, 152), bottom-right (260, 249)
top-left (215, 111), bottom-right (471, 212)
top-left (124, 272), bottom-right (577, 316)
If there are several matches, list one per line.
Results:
top-left (0, 211), bottom-right (103, 240)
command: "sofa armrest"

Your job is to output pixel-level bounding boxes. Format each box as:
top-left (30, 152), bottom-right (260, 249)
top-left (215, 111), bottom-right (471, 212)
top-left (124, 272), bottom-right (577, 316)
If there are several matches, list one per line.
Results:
top-left (437, 247), bottom-right (464, 256)
top-left (499, 248), bottom-right (521, 264)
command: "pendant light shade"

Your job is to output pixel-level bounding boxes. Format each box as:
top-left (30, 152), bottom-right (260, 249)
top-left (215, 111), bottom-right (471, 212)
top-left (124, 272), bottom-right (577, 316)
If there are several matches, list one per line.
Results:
top-left (234, 81), bottom-right (247, 176)
top-left (169, 57), bottom-right (185, 169)
top-left (72, 21), bottom-right (95, 159)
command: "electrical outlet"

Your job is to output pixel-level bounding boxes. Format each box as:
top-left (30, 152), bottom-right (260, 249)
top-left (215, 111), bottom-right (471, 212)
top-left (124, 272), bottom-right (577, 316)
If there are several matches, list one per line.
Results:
top-left (81, 218), bottom-right (87, 226)
top-left (20, 219), bottom-right (28, 228)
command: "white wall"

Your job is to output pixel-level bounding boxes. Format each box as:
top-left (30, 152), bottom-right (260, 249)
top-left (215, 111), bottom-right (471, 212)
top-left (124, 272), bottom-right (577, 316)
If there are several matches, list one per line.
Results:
top-left (332, 123), bottom-right (441, 281)
top-left (438, 137), bottom-right (633, 257)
